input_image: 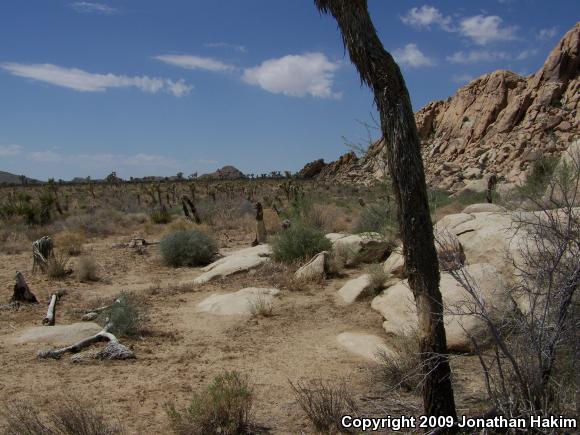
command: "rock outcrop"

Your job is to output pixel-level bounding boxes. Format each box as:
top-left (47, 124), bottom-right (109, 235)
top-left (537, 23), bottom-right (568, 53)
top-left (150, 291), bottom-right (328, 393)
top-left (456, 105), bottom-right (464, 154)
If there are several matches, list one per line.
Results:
top-left (296, 159), bottom-right (327, 179)
top-left (199, 165), bottom-right (246, 180)
top-left (300, 23), bottom-right (579, 191)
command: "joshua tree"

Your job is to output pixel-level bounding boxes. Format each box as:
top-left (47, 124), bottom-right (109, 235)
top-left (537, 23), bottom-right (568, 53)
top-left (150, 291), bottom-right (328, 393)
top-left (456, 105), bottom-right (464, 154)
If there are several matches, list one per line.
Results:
top-left (315, 0), bottom-right (457, 419)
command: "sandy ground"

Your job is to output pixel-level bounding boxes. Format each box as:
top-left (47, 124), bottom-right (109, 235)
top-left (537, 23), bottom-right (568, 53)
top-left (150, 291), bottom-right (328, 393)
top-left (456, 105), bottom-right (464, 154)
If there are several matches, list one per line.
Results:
top-left (0, 231), bottom-right (488, 434)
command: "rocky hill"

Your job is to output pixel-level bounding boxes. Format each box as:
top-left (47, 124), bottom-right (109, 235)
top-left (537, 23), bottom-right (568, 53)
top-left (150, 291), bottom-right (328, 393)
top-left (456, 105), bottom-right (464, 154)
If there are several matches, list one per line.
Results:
top-left (0, 171), bottom-right (41, 185)
top-left (199, 165), bottom-right (246, 180)
top-left (301, 22), bottom-right (579, 190)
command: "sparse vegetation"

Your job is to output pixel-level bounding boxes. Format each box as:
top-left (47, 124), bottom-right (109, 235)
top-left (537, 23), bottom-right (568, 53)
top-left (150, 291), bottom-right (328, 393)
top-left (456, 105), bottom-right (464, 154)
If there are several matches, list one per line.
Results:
top-left (78, 255), bottom-right (100, 282)
top-left (46, 252), bottom-right (70, 280)
top-left (97, 291), bottom-right (144, 337)
top-left (271, 223), bottom-right (332, 263)
top-left (1, 399), bottom-right (124, 435)
top-left (159, 229), bottom-right (218, 267)
top-left (248, 294), bottom-right (273, 317)
top-left (377, 331), bottom-right (421, 392)
top-left (365, 263), bottom-right (388, 296)
top-left (290, 379), bottom-right (358, 433)
top-left (354, 198), bottom-right (396, 237)
top-left (166, 371), bottom-right (254, 435)
top-left (56, 230), bottom-right (86, 256)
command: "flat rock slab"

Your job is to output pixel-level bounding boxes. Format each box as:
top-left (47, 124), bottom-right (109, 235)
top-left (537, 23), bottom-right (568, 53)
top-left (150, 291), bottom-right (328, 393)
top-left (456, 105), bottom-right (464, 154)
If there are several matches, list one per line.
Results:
top-left (194, 245), bottom-right (272, 285)
top-left (11, 322), bottom-right (102, 346)
top-left (336, 332), bottom-right (393, 363)
top-left (197, 287), bottom-right (280, 315)
top-left (336, 274), bottom-right (372, 304)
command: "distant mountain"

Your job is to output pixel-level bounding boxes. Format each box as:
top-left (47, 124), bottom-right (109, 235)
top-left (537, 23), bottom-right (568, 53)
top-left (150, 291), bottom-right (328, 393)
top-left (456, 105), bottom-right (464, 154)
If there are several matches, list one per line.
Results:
top-left (199, 165), bottom-right (246, 180)
top-left (0, 171), bottom-right (41, 185)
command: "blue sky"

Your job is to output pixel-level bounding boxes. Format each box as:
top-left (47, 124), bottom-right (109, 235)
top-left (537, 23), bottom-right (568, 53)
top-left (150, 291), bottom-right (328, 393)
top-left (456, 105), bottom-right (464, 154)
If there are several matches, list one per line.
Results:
top-left (0, 1), bottom-right (576, 180)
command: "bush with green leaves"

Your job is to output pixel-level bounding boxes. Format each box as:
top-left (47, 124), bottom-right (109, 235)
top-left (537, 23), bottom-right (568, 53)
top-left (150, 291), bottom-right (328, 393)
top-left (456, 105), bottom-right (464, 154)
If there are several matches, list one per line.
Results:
top-left (354, 199), bottom-right (397, 237)
top-left (159, 229), bottom-right (218, 267)
top-left (150, 206), bottom-right (172, 224)
top-left (98, 291), bottom-right (143, 337)
top-left (166, 371), bottom-right (254, 435)
top-left (271, 223), bottom-right (332, 263)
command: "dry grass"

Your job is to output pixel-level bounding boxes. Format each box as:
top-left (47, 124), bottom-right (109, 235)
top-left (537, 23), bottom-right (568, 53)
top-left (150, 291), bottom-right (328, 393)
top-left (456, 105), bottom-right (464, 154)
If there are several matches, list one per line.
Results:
top-left (166, 371), bottom-right (254, 435)
top-left (248, 294), bottom-right (273, 318)
top-left (290, 378), bottom-right (358, 433)
top-left (377, 331), bottom-right (421, 392)
top-left (46, 253), bottom-right (70, 280)
top-left (365, 263), bottom-right (389, 296)
top-left (0, 398), bottom-right (124, 434)
top-left (77, 255), bottom-right (100, 282)
top-left (56, 230), bottom-right (86, 256)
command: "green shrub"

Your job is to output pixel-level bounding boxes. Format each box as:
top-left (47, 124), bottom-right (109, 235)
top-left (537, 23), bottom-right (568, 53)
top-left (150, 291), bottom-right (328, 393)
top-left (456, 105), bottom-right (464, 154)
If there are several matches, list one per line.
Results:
top-left (150, 206), bottom-right (172, 224)
top-left (166, 371), bottom-right (254, 435)
top-left (271, 223), bottom-right (332, 263)
top-left (354, 200), bottom-right (397, 237)
top-left (160, 229), bottom-right (218, 267)
top-left (98, 291), bottom-right (143, 337)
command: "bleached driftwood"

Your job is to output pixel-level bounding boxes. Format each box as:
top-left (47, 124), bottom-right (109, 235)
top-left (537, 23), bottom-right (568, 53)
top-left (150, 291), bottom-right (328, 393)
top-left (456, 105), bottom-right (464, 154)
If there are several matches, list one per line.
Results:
top-left (42, 293), bottom-right (58, 326)
top-left (11, 272), bottom-right (38, 304)
top-left (37, 323), bottom-right (134, 361)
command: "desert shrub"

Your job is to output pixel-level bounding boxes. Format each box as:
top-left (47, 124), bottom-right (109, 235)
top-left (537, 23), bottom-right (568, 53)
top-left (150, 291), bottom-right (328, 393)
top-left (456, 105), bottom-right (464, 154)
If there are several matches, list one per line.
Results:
top-left (377, 331), bottom-right (421, 392)
top-left (57, 230), bottom-right (86, 256)
top-left (98, 292), bottom-right (143, 337)
top-left (365, 263), bottom-right (388, 296)
top-left (248, 295), bottom-right (273, 318)
top-left (159, 229), bottom-right (218, 267)
top-left (78, 255), bottom-right (100, 282)
top-left (150, 206), bottom-right (172, 224)
top-left (271, 223), bottom-right (332, 264)
top-left (166, 371), bottom-right (254, 435)
top-left (354, 199), bottom-right (397, 238)
top-left (1, 399), bottom-right (123, 435)
top-left (523, 155), bottom-right (559, 194)
top-left (290, 379), bottom-right (358, 433)
top-left (46, 253), bottom-right (69, 280)
top-left (196, 199), bottom-right (253, 231)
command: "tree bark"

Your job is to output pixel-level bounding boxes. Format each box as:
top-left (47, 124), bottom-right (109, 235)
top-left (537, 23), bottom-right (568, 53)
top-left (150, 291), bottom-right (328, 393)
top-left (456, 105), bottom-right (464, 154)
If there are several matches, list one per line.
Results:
top-left (315, 0), bottom-right (457, 420)
top-left (11, 272), bottom-right (38, 303)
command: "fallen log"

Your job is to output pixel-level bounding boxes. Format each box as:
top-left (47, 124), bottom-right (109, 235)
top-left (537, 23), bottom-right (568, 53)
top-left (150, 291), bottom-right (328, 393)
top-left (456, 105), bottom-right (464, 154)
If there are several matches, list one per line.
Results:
top-left (37, 323), bottom-right (134, 361)
top-left (42, 293), bottom-right (58, 326)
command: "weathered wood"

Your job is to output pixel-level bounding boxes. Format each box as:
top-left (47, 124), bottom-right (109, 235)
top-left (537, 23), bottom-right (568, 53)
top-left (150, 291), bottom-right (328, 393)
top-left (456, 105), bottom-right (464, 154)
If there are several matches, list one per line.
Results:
top-left (32, 236), bottom-right (54, 274)
top-left (37, 323), bottom-right (134, 361)
top-left (11, 272), bottom-right (38, 303)
top-left (42, 293), bottom-right (58, 326)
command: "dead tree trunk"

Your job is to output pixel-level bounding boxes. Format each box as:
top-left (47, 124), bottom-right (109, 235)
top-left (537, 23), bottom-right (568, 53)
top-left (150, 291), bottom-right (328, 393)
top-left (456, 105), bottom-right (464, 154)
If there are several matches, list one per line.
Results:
top-left (42, 293), bottom-right (58, 326)
top-left (182, 195), bottom-right (201, 224)
top-left (12, 272), bottom-right (38, 303)
top-left (315, 0), bottom-right (457, 420)
top-left (32, 236), bottom-right (54, 274)
top-left (252, 202), bottom-right (267, 246)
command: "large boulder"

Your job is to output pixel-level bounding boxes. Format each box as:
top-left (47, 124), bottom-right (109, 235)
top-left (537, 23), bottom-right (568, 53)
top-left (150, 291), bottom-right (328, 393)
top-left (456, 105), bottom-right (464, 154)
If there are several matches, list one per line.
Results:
top-left (336, 274), bottom-right (372, 304)
top-left (435, 211), bottom-right (524, 285)
top-left (194, 245), bottom-right (271, 284)
top-left (11, 322), bottom-right (102, 346)
top-left (462, 203), bottom-right (507, 214)
top-left (383, 247), bottom-right (406, 278)
top-left (371, 263), bottom-right (511, 352)
top-left (197, 287), bottom-right (279, 315)
top-left (326, 232), bottom-right (391, 265)
top-left (295, 251), bottom-right (329, 281)
top-left (336, 332), bottom-right (394, 362)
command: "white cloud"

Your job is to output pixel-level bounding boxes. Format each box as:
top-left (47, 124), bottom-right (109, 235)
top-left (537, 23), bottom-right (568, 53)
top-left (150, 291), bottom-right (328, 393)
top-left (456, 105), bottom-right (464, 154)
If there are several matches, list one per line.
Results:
top-left (538, 27), bottom-right (558, 41)
top-left (204, 42), bottom-right (247, 53)
top-left (0, 144), bottom-right (22, 156)
top-left (516, 49), bottom-right (539, 60)
top-left (28, 150), bottom-right (63, 162)
top-left (400, 5), bottom-right (454, 31)
top-left (393, 44), bottom-right (435, 68)
top-left (1, 63), bottom-right (191, 97)
top-left (70, 2), bottom-right (116, 15)
top-left (154, 55), bottom-right (235, 72)
top-left (447, 50), bottom-right (510, 64)
top-left (452, 74), bottom-right (475, 84)
top-left (242, 53), bottom-right (341, 98)
top-left (459, 15), bottom-right (518, 45)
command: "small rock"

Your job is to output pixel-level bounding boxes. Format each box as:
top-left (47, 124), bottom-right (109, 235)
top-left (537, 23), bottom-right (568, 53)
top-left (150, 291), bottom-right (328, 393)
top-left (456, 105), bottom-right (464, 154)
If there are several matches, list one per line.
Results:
top-left (295, 251), bottom-right (329, 281)
top-left (197, 288), bottom-right (279, 315)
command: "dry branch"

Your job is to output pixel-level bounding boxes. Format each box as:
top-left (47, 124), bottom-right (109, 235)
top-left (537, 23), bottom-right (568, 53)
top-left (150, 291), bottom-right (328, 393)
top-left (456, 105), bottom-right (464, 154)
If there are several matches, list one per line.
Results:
top-left (42, 293), bottom-right (58, 326)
